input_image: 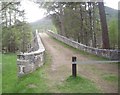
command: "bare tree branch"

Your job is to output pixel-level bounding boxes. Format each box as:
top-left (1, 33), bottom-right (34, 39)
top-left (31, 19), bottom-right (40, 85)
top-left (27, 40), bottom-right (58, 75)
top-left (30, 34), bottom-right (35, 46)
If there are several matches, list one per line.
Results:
top-left (0, 2), bottom-right (12, 11)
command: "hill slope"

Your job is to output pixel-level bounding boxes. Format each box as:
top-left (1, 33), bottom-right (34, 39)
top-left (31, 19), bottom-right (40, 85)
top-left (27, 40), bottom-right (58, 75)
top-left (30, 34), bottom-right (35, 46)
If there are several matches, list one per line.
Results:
top-left (30, 16), bottom-right (54, 31)
top-left (105, 6), bottom-right (118, 22)
top-left (30, 6), bottom-right (118, 31)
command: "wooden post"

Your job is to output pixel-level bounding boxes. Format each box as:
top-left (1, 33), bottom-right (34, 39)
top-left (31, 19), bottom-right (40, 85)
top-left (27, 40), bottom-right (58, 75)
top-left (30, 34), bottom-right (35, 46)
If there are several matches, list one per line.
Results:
top-left (72, 56), bottom-right (77, 77)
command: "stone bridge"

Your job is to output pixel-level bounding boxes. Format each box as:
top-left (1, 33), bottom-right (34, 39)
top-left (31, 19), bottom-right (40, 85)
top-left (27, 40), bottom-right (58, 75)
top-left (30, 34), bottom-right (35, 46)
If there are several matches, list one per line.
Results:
top-left (17, 30), bottom-right (45, 77)
top-left (47, 30), bottom-right (119, 60)
top-left (17, 29), bottom-right (119, 77)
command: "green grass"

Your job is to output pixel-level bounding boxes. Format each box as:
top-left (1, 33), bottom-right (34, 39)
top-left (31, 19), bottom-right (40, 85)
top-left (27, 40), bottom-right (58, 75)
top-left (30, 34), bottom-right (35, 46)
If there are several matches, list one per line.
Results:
top-left (0, 53), bottom-right (1, 63)
top-left (2, 53), bottom-right (50, 93)
top-left (0, 53), bottom-right (2, 94)
top-left (102, 74), bottom-right (118, 83)
top-left (49, 36), bottom-right (109, 61)
top-left (58, 76), bottom-right (101, 93)
top-left (2, 53), bottom-right (17, 93)
top-left (2, 48), bottom-right (106, 93)
top-left (83, 64), bottom-right (118, 84)
top-left (2, 52), bottom-right (102, 93)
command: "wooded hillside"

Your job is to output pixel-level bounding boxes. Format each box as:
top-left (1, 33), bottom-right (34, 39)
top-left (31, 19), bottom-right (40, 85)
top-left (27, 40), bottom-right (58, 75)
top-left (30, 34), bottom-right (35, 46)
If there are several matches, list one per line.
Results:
top-left (31, 3), bottom-right (118, 49)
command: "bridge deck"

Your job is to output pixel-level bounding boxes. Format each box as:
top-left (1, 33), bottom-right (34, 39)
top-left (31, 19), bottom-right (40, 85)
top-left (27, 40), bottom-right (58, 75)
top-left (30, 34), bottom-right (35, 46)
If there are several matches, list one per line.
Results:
top-left (40, 33), bottom-right (118, 93)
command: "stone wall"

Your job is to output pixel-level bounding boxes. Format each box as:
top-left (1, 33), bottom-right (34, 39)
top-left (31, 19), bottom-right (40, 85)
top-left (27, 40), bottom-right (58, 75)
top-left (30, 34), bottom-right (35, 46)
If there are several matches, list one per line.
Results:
top-left (17, 30), bottom-right (45, 77)
top-left (47, 30), bottom-right (119, 60)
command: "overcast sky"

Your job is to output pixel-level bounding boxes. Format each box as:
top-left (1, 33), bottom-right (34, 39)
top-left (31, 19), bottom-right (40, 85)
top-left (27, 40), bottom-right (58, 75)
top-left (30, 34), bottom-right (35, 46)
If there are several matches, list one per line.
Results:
top-left (21, 0), bottom-right (120, 22)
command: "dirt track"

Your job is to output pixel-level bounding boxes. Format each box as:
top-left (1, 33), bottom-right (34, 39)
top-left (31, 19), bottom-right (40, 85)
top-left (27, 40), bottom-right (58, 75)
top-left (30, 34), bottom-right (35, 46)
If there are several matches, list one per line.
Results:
top-left (40, 33), bottom-right (118, 93)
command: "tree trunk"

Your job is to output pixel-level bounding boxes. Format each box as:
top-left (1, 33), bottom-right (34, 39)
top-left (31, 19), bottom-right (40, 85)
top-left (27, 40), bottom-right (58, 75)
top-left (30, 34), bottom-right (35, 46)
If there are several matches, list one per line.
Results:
top-left (92, 2), bottom-right (97, 48)
top-left (5, 10), bottom-right (8, 27)
top-left (59, 4), bottom-right (65, 36)
top-left (98, 1), bottom-right (110, 49)
top-left (79, 3), bottom-right (84, 44)
top-left (9, 10), bottom-right (12, 26)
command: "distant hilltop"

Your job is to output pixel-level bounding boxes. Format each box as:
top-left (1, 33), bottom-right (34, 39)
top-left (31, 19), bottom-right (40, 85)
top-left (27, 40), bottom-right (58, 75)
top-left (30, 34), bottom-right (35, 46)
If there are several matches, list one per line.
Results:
top-left (30, 6), bottom-right (118, 30)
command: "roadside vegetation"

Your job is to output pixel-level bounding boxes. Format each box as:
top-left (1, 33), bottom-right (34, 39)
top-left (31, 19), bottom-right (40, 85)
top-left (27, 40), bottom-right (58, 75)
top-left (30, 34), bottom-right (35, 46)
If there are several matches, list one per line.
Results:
top-left (2, 53), bottom-right (49, 93)
top-left (58, 76), bottom-right (100, 93)
top-left (2, 52), bottom-right (102, 93)
top-left (0, 53), bottom-right (2, 94)
top-left (50, 36), bottom-right (109, 61)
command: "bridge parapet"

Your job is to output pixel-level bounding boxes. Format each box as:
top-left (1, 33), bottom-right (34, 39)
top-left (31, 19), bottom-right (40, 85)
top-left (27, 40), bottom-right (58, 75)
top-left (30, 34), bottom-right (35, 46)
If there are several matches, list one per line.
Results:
top-left (17, 30), bottom-right (45, 77)
top-left (47, 30), bottom-right (119, 60)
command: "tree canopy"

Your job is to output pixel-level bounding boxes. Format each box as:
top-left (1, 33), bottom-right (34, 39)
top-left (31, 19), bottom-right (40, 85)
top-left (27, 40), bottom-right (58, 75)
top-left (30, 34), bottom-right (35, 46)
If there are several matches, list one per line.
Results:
top-left (37, 1), bottom-right (111, 49)
top-left (1, 2), bottom-right (32, 53)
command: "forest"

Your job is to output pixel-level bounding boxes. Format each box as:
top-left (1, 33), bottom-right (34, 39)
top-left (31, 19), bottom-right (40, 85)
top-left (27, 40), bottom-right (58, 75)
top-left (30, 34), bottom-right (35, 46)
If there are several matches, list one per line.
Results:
top-left (1, 2), bottom-right (32, 53)
top-left (1, 1), bottom-right (118, 53)
top-left (37, 2), bottom-right (118, 49)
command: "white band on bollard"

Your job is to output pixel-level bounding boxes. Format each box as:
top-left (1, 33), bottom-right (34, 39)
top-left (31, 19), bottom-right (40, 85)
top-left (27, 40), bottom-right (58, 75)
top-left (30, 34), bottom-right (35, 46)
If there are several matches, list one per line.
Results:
top-left (72, 62), bottom-right (77, 64)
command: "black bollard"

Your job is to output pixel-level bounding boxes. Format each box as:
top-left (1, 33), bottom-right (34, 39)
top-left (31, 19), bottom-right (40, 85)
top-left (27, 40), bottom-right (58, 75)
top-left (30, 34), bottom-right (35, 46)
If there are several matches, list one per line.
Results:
top-left (72, 56), bottom-right (77, 77)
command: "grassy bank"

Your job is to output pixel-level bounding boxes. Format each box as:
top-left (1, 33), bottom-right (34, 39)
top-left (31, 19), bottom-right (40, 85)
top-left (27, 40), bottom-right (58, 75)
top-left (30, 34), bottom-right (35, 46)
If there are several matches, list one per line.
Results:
top-left (0, 53), bottom-right (2, 94)
top-left (2, 53), bottom-right (49, 93)
top-left (49, 36), bottom-right (109, 60)
top-left (2, 53), bottom-right (17, 92)
top-left (58, 76), bottom-right (100, 93)
top-left (2, 52), bottom-right (102, 93)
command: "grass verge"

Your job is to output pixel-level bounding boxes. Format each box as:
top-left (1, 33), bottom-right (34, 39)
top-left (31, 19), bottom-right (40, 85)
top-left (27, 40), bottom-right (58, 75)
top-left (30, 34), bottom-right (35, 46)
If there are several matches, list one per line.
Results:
top-left (49, 36), bottom-right (109, 61)
top-left (3, 49), bottom-right (116, 93)
top-left (2, 52), bottom-right (102, 93)
top-left (102, 73), bottom-right (118, 84)
top-left (2, 53), bottom-right (17, 93)
top-left (57, 76), bottom-right (101, 93)
top-left (2, 52), bottom-right (51, 93)
top-left (0, 53), bottom-right (2, 94)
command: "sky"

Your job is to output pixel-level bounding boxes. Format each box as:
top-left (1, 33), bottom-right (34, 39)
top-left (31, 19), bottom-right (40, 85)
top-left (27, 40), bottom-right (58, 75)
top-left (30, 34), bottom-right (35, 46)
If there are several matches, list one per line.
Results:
top-left (21, 0), bottom-right (120, 23)
top-left (21, 0), bottom-right (46, 22)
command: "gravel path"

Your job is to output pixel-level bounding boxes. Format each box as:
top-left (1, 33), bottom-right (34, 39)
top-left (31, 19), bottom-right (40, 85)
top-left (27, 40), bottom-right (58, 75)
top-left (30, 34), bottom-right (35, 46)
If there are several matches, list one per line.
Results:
top-left (40, 33), bottom-right (118, 93)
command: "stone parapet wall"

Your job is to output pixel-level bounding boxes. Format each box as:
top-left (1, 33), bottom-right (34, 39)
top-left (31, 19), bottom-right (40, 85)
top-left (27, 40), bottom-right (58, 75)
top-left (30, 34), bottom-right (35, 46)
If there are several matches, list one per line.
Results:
top-left (17, 30), bottom-right (45, 77)
top-left (47, 30), bottom-right (119, 60)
